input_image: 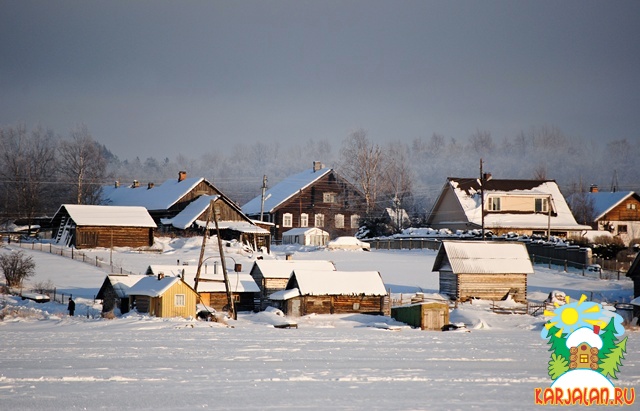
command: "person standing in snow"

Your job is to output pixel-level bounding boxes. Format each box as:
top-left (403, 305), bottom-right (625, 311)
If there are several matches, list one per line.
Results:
top-left (68, 296), bottom-right (75, 316)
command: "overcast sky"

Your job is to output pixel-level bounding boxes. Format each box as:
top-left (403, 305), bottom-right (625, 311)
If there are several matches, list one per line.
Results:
top-left (1, 0), bottom-right (639, 161)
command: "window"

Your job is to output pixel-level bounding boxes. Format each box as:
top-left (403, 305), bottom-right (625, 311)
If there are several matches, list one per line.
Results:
top-left (628, 203), bottom-right (637, 210)
top-left (335, 214), bottom-right (344, 228)
top-left (300, 213), bottom-right (308, 227)
top-left (323, 192), bottom-right (337, 203)
top-left (488, 197), bottom-right (501, 211)
top-left (315, 213), bottom-right (325, 227)
top-left (283, 213), bottom-right (293, 227)
top-left (618, 225), bottom-right (627, 233)
top-left (175, 294), bottom-right (185, 307)
top-left (350, 214), bottom-right (360, 229)
top-left (535, 198), bottom-right (549, 213)
top-left (580, 354), bottom-right (588, 364)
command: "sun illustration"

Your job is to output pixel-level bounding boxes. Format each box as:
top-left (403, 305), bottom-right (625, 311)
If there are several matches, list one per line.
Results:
top-left (543, 294), bottom-right (606, 338)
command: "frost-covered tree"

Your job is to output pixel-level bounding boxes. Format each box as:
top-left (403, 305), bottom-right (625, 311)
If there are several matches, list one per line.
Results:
top-left (0, 251), bottom-right (35, 288)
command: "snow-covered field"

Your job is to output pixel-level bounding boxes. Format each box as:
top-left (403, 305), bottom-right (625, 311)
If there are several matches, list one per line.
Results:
top-left (1, 238), bottom-right (638, 410)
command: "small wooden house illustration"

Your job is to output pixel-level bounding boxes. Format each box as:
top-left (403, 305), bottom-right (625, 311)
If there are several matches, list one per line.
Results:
top-left (127, 275), bottom-right (198, 318)
top-left (566, 327), bottom-right (602, 371)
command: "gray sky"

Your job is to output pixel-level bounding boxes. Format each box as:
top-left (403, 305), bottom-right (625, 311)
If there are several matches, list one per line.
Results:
top-left (2, 0), bottom-right (639, 160)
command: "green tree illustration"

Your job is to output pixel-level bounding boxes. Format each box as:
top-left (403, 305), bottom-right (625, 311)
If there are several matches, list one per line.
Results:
top-left (598, 318), bottom-right (618, 363)
top-left (599, 336), bottom-right (627, 379)
top-left (544, 324), bottom-right (570, 362)
top-left (548, 353), bottom-right (569, 380)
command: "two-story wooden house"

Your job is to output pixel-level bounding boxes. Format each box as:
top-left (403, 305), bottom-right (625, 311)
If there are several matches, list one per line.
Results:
top-left (242, 162), bottom-right (367, 241)
top-left (583, 186), bottom-right (640, 246)
top-left (426, 177), bottom-right (590, 238)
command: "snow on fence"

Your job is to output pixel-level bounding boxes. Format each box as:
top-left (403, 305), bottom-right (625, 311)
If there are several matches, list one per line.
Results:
top-left (10, 240), bottom-right (136, 275)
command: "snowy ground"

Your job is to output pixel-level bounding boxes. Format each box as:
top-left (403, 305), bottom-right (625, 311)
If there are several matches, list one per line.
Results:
top-left (1, 238), bottom-right (639, 410)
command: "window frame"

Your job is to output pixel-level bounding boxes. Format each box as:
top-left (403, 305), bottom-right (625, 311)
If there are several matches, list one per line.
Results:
top-left (335, 214), bottom-right (344, 228)
top-left (282, 213), bottom-right (293, 228)
top-left (300, 213), bottom-right (309, 227)
top-left (175, 294), bottom-right (186, 307)
top-left (315, 213), bottom-right (325, 227)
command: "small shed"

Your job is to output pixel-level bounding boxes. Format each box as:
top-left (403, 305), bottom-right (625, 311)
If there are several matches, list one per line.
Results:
top-left (432, 241), bottom-right (534, 303)
top-left (391, 302), bottom-right (450, 331)
top-left (281, 227), bottom-right (330, 246)
top-left (269, 270), bottom-right (389, 316)
top-left (96, 274), bottom-right (146, 315)
top-left (51, 204), bottom-right (156, 249)
top-left (249, 259), bottom-right (336, 310)
top-left (146, 265), bottom-right (260, 312)
top-left (127, 275), bottom-right (198, 318)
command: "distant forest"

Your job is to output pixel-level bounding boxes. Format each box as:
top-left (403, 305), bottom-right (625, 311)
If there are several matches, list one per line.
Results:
top-left (1, 123), bottom-right (638, 223)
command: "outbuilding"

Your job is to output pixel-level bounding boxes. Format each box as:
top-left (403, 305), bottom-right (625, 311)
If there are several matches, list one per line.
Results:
top-left (269, 270), bottom-right (389, 316)
top-left (391, 301), bottom-right (450, 331)
top-left (281, 227), bottom-right (330, 246)
top-left (96, 274), bottom-right (146, 315)
top-left (127, 275), bottom-right (198, 318)
top-left (432, 240), bottom-right (533, 303)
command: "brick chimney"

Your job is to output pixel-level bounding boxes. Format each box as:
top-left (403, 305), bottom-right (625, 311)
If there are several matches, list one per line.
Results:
top-left (114, 181), bottom-right (120, 188)
top-left (178, 171), bottom-right (187, 182)
top-left (589, 184), bottom-right (599, 193)
top-left (147, 182), bottom-right (154, 189)
top-left (312, 161), bottom-right (324, 172)
top-left (132, 180), bottom-right (140, 188)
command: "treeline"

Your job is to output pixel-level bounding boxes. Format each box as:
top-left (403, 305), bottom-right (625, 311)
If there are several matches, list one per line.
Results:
top-left (2, 123), bottom-right (638, 228)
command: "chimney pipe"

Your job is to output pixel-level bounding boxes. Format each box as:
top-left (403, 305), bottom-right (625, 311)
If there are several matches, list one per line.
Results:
top-left (178, 171), bottom-right (187, 182)
top-left (157, 272), bottom-right (164, 280)
top-left (132, 180), bottom-right (140, 188)
top-left (115, 181), bottom-right (120, 188)
top-left (147, 182), bottom-right (154, 189)
top-left (589, 185), bottom-right (598, 193)
top-left (313, 161), bottom-right (324, 172)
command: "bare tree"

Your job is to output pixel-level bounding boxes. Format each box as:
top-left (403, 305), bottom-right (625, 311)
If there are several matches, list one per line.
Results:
top-left (0, 124), bottom-right (58, 228)
top-left (382, 143), bottom-right (414, 230)
top-left (58, 125), bottom-right (107, 204)
top-left (0, 250), bottom-right (35, 288)
top-left (533, 164), bottom-right (547, 180)
top-left (339, 129), bottom-right (384, 215)
top-left (566, 179), bottom-right (596, 226)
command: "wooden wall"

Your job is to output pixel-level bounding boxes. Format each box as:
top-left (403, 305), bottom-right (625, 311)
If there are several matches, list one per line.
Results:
top-left (74, 226), bottom-right (153, 249)
top-left (202, 292), bottom-right (255, 312)
top-left (603, 197), bottom-right (640, 222)
top-left (132, 281), bottom-right (197, 318)
top-left (286, 295), bottom-right (386, 316)
top-left (439, 271), bottom-right (527, 303)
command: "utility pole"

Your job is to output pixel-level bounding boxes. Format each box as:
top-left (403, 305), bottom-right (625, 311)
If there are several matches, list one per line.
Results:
top-left (480, 159), bottom-right (485, 239)
top-left (213, 203), bottom-right (236, 320)
top-left (194, 200), bottom-right (214, 292)
top-left (259, 175), bottom-right (267, 222)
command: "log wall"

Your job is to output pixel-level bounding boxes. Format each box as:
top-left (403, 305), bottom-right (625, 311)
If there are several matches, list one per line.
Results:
top-left (75, 226), bottom-right (153, 249)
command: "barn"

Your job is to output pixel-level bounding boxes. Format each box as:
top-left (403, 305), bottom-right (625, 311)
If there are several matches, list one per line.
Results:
top-left (269, 270), bottom-right (389, 316)
top-left (391, 301), bottom-right (450, 331)
top-left (146, 265), bottom-right (260, 312)
top-left (96, 274), bottom-right (146, 315)
top-left (281, 227), bottom-right (330, 246)
top-left (51, 204), bottom-right (156, 249)
top-left (249, 259), bottom-right (336, 310)
top-left (431, 241), bottom-right (533, 303)
top-left (127, 275), bottom-right (198, 318)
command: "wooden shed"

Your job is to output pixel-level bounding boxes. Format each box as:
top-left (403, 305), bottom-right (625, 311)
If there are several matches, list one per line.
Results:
top-left (146, 265), bottom-right (260, 312)
top-left (51, 205), bottom-right (156, 249)
top-left (269, 270), bottom-right (390, 317)
top-left (249, 259), bottom-right (336, 310)
top-left (391, 302), bottom-right (450, 331)
top-left (127, 275), bottom-right (198, 318)
top-left (281, 227), bottom-right (330, 246)
top-left (96, 274), bottom-right (146, 315)
top-left (432, 241), bottom-right (534, 303)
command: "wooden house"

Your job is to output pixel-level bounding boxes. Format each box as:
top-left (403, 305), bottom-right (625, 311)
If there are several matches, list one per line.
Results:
top-left (391, 301), bottom-right (450, 331)
top-left (242, 162), bottom-right (367, 241)
top-left (50, 205), bottom-right (156, 249)
top-left (102, 171), bottom-right (269, 251)
top-left (426, 177), bottom-right (590, 238)
top-left (581, 186), bottom-right (640, 246)
top-left (249, 259), bottom-right (336, 310)
top-left (431, 241), bottom-right (534, 303)
top-left (269, 270), bottom-right (389, 316)
top-left (281, 227), bottom-right (330, 246)
top-left (127, 275), bottom-right (198, 318)
top-left (145, 265), bottom-right (260, 312)
top-left (96, 274), bottom-right (146, 315)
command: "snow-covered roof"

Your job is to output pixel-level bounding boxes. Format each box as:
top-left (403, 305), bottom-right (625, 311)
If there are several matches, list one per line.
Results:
top-left (269, 288), bottom-right (301, 301)
top-left (127, 276), bottom-right (183, 297)
top-left (55, 204), bottom-right (157, 228)
top-left (242, 166), bottom-right (332, 215)
top-left (251, 259), bottom-right (336, 279)
top-left (105, 274), bottom-right (147, 298)
top-left (565, 327), bottom-right (603, 349)
top-left (146, 265), bottom-right (259, 293)
top-left (432, 241), bottom-right (534, 274)
top-left (163, 195), bottom-right (219, 229)
top-left (287, 270), bottom-right (387, 296)
top-left (102, 177), bottom-right (209, 211)
top-left (194, 220), bottom-right (269, 234)
top-left (584, 191), bottom-right (635, 221)
top-left (445, 178), bottom-right (590, 230)
top-left (281, 227), bottom-right (329, 237)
